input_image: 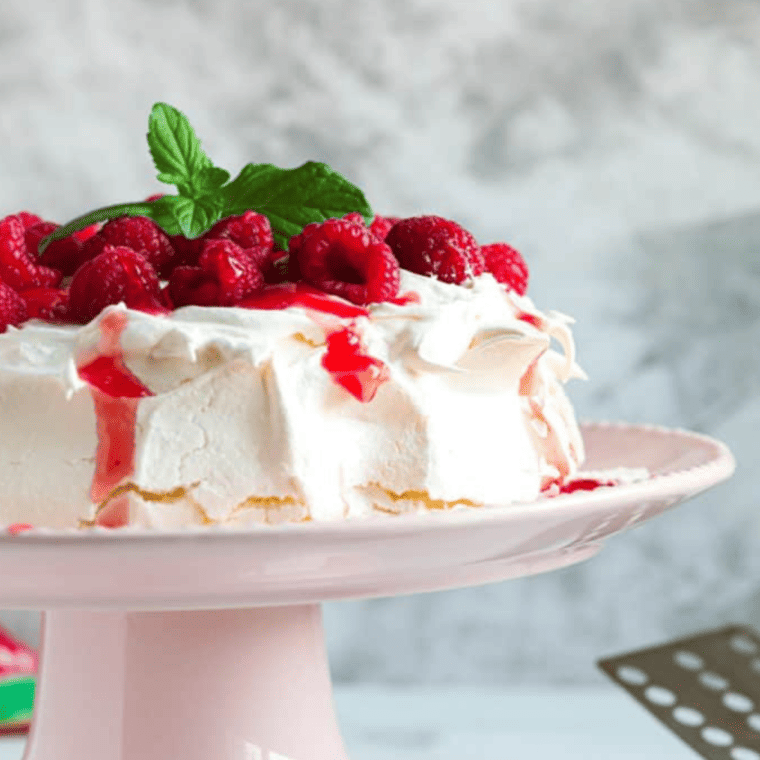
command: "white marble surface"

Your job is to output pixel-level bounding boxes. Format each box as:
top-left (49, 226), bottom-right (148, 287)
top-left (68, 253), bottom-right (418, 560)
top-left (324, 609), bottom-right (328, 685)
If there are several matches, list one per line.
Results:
top-left (0, 0), bottom-right (758, 685)
top-left (0, 686), bottom-right (698, 760)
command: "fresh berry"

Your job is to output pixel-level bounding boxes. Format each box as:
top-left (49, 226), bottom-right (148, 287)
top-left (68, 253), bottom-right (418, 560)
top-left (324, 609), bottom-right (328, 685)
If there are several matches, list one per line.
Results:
top-left (482, 242), bottom-right (529, 295)
top-left (262, 253), bottom-right (291, 284)
top-left (0, 215), bottom-right (62, 291)
top-left (0, 278), bottom-right (28, 333)
top-left (20, 287), bottom-right (70, 322)
top-left (169, 240), bottom-right (264, 307)
top-left (68, 245), bottom-right (166, 323)
top-left (385, 215), bottom-right (484, 284)
top-left (16, 212), bottom-right (43, 229)
top-left (95, 217), bottom-right (178, 278)
top-left (342, 212), bottom-right (366, 225)
top-left (168, 234), bottom-right (203, 269)
top-left (167, 266), bottom-right (218, 308)
top-left (289, 218), bottom-right (400, 305)
top-left (369, 215), bottom-right (399, 240)
top-left (205, 211), bottom-right (274, 256)
top-left (26, 222), bottom-right (87, 276)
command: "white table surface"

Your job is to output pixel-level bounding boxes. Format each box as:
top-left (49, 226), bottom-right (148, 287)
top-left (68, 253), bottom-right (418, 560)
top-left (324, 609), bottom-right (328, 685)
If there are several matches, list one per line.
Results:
top-left (0, 685), bottom-right (697, 759)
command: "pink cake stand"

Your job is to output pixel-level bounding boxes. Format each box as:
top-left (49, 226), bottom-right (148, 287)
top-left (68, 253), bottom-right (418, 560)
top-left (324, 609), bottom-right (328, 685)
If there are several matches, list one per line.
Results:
top-left (0, 422), bottom-right (735, 760)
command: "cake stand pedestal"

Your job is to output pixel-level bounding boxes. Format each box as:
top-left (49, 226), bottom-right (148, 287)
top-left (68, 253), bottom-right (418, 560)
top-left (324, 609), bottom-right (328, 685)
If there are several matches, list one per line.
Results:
top-left (0, 423), bottom-right (735, 760)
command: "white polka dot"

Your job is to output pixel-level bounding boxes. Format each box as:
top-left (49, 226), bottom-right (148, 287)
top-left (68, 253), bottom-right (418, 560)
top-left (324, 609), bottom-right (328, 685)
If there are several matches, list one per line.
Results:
top-left (673, 706), bottom-right (705, 727)
top-left (702, 726), bottom-right (734, 747)
top-left (725, 693), bottom-right (755, 713)
top-left (700, 671), bottom-right (729, 691)
top-left (0, 647), bottom-right (14, 666)
top-left (751, 658), bottom-right (760, 674)
top-left (616, 665), bottom-right (648, 686)
top-left (674, 650), bottom-right (704, 671)
top-left (731, 635), bottom-right (758, 656)
top-left (747, 714), bottom-right (760, 732)
top-left (645, 686), bottom-right (677, 707)
top-left (732, 748), bottom-right (760, 760)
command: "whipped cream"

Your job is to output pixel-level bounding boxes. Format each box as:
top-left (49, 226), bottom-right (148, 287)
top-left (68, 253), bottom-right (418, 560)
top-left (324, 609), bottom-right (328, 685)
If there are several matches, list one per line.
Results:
top-left (0, 271), bottom-right (586, 528)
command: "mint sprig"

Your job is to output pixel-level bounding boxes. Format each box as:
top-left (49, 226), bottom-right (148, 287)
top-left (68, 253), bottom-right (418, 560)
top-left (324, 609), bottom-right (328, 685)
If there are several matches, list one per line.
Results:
top-left (39, 102), bottom-right (372, 253)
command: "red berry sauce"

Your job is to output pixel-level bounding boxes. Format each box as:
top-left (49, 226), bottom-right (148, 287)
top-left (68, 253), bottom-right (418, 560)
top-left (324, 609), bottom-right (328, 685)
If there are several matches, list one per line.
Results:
top-left (77, 311), bottom-right (154, 526)
top-left (6, 523), bottom-right (33, 535)
top-left (240, 283), bottom-right (370, 319)
top-left (321, 326), bottom-right (389, 402)
top-left (559, 478), bottom-right (616, 494)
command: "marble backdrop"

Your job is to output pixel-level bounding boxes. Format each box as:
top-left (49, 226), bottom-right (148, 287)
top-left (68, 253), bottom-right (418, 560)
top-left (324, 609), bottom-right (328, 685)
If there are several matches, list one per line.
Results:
top-left (0, 0), bottom-right (758, 684)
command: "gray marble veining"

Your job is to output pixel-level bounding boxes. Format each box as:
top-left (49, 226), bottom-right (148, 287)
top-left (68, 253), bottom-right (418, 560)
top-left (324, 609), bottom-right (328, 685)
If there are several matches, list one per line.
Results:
top-left (0, 0), bottom-right (758, 684)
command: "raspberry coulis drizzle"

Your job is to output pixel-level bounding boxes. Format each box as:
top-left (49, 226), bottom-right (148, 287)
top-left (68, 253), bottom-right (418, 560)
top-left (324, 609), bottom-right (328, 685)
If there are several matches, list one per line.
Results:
top-left (77, 311), bottom-right (153, 527)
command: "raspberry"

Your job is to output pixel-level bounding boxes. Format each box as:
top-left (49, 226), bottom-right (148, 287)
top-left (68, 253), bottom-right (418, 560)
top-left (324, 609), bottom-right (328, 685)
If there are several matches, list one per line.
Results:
top-left (289, 218), bottom-right (400, 305)
top-left (205, 211), bottom-right (274, 264)
top-left (26, 222), bottom-right (87, 276)
top-left (168, 234), bottom-right (203, 269)
top-left (342, 212), bottom-right (366, 225)
top-left (0, 214), bottom-right (62, 291)
top-left (19, 287), bottom-right (70, 322)
top-left (369, 215), bottom-right (399, 240)
top-left (97, 216), bottom-right (178, 278)
top-left (482, 242), bottom-right (529, 296)
top-left (385, 215), bottom-right (485, 284)
top-left (68, 245), bottom-right (166, 324)
top-left (17, 212), bottom-right (43, 229)
top-left (0, 278), bottom-right (27, 333)
top-left (168, 240), bottom-right (264, 308)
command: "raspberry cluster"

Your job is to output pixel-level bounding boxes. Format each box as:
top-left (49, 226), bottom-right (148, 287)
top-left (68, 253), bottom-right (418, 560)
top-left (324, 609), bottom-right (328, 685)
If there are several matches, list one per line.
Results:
top-left (0, 208), bottom-right (529, 333)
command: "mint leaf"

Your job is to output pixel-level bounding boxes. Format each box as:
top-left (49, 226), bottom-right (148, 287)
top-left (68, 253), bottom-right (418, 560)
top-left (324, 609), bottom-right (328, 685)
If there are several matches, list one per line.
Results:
top-left (147, 103), bottom-right (212, 190)
top-left (170, 195), bottom-right (225, 238)
top-left (40, 104), bottom-right (375, 255)
top-left (37, 202), bottom-right (155, 253)
top-left (222, 161), bottom-right (373, 249)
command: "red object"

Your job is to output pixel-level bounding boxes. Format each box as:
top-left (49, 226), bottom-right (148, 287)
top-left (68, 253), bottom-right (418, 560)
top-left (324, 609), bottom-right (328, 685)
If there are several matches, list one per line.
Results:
top-left (205, 211), bottom-right (274, 256)
top-left (96, 216), bottom-right (178, 278)
top-left (15, 211), bottom-right (43, 230)
top-left (0, 214), bottom-right (62, 291)
top-left (27, 222), bottom-right (87, 277)
top-left (68, 245), bottom-right (167, 323)
top-left (517, 312), bottom-right (542, 329)
top-left (290, 217), bottom-right (400, 305)
top-left (169, 240), bottom-right (265, 307)
top-left (0, 279), bottom-right (27, 333)
top-left (78, 313), bottom-right (154, 514)
top-left (559, 478), bottom-right (616, 494)
top-left (240, 283), bottom-right (370, 318)
top-left (386, 215), bottom-right (485, 285)
top-left (78, 355), bottom-right (154, 399)
top-left (19, 287), bottom-right (70, 322)
top-left (369, 214), bottom-right (399, 240)
top-left (6, 524), bottom-right (33, 535)
top-left (321, 326), bottom-right (390, 402)
top-left (482, 242), bottom-right (529, 296)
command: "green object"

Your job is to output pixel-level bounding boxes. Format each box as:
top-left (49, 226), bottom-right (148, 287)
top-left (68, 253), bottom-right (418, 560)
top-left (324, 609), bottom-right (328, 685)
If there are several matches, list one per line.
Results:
top-left (0, 675), bottom-right (35, 727)
top-left (39, 102), bottom-right (373, 251)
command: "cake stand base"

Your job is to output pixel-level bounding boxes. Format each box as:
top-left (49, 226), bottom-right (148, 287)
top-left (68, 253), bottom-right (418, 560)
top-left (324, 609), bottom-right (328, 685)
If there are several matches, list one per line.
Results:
top-left (26, 605), bottom-right (347, 760)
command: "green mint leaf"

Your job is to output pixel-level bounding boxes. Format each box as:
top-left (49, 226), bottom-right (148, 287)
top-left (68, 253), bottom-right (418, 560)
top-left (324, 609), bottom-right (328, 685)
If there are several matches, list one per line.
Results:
top-left (170, 195), bottom-right (225, 238)
top-left (221, 161), bottom-right (373, 249)
top-left (37, 202), bottom-right (155, 253)
top-left (193, 165), bottom-right (231, 195)
top-left (147, 102), bottom-right (214, 191)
